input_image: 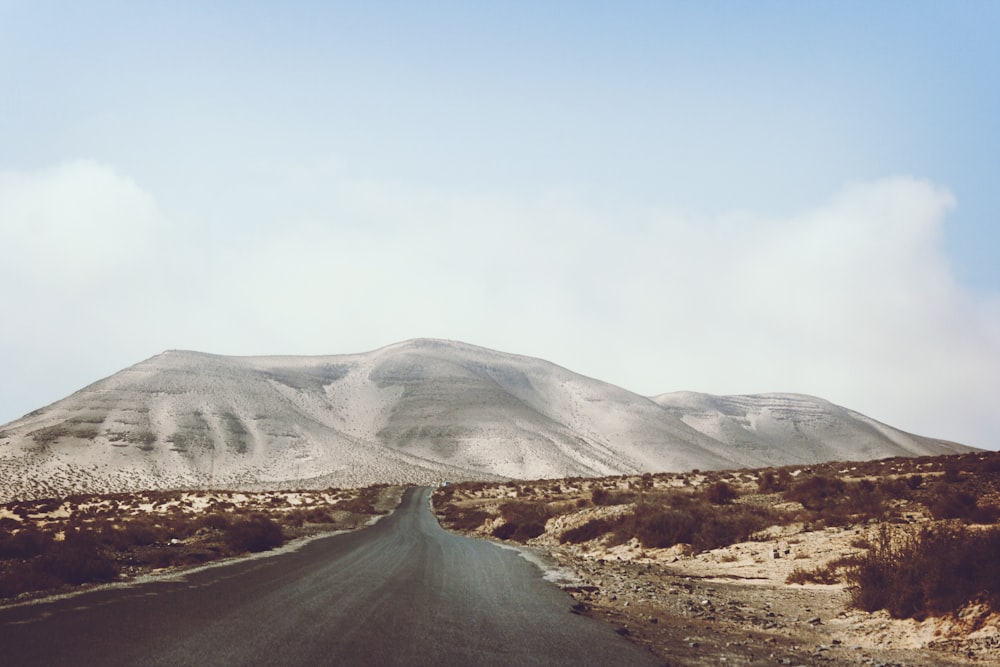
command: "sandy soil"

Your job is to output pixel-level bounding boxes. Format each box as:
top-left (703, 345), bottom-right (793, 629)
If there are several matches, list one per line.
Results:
top-left (434, 460), bottom-right (1000, 667)
top-left (0, 485), bottom-right (404, 605)
top-left (550, 537), bottom-right (1000, 666)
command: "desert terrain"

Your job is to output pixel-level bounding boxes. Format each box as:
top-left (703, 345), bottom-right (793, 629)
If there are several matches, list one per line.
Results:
top-left (0, 340), bottom-right (970, 503)
top-left (433, 450), bottom-right (1000, 666)
top-left (3, 449), bottom-right (998, 665)
top-left (0, 484), bottom-right (402, 602)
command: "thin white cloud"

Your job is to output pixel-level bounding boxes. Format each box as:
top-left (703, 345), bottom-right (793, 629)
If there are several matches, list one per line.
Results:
top-left (200, 172), bottom-right (997, 447)
top-left (1, 162), bottom-right (997, 450)
top-left (0, 160), bottom-right (166, 421)
top-left (0, 160), bottom-right (161, 286)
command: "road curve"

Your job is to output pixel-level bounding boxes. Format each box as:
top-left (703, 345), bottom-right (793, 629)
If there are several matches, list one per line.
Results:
top-left (0, 487), bottom-right (661, 666)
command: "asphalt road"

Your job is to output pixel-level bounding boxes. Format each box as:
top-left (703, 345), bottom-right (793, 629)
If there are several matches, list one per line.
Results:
top-left (0, 487), bottom-right (662, 666)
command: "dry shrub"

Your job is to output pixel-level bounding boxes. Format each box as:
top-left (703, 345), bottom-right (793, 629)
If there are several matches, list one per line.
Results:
top-left (492, 502), bottom-right (552, 542)
top-left (943, 464), bottom-right (963, 483)
top-left (335, 486), bottom-right (384, 515)
top-left (784, 475), bottom-right (892, 526)
top-left (927, 487), bottom-right (998, 524)
top-left (224, 515), bottom-right (284, 553)
top-left (457, 481), bottom-right (488, 494)
top-left (336, 497), bottom-right (374, 514)
top-left (973, 454), bottom-right (1000, 474)
top-left (38, 530), bottom-right (119, 586)
top-left (630, 508), bottom-right (695, 548)
top-left (704, 481), bottom-right (739, 505)
top-left (281, 510), bottom-right (306, 528)
top-left (757, 469), bottom-right (791, 493)
top-left (116, 519), bottom-right (166, 547)
top-left (590, 487), bottom-right (638, 507)
top-left (439, 505), bottom-right (491, 531)
top-left (0, 562), bottom-right (61, 598)
top-left (0, 528), bottom-right (53, 559)
top-left (144, 549), bottom-right (185, 569)
top-left (877, 476), bottom-right (913, 501)
top-left (288, 507), bottom-right (336, 525)
top-left (559, 517), bottom-right (617, 544)
top-left (625, 501), bottom-right (775, 552)
top-left (555, 489), bottom-right (779, 552)
top-left (306, 508), bottom-right (335, 523)
top-left (433, 485), bottom-right (455, 503)
top-left (786, 565), bottom-right (837, 586)
top-left (850, 534), bottom-right (872, 549)
top-left (785, 556), bottom-right (856, 585)
top-left (197, 513), bottom-right (232, 530)
top-left (784, 474), bottom-right (846, 511)
top-left (590, 487), bottom-right (610, 506)
top-left (849, 524), bottom-right (1000, 619)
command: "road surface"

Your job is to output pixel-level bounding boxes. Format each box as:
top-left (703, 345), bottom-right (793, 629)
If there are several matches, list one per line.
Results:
top-left (0, 487), bottom-right (661, 666)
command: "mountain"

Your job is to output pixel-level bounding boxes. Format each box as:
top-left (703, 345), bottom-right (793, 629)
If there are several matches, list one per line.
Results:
top-left (0, 339), bottom-right (973, 501)
top-left (651, 391), bottom-right (962, 466)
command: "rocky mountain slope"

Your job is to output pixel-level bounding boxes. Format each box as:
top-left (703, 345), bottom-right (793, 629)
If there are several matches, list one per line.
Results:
top-left (0, 339), bottom-right (972, 501)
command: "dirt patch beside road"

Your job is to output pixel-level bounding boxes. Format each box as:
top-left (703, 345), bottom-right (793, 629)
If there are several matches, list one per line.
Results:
top-left (434, 452), bottom-right (1000, 666)
top-left (554, 548), bottom-right (998, 666)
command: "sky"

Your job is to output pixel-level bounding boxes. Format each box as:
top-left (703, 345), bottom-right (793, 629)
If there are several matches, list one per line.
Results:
top-left (1, 1), bottom-right (999, 449)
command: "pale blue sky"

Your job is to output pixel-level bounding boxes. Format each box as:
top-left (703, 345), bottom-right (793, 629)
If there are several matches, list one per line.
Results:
top-left (2, 1), bottom-right (999, 448)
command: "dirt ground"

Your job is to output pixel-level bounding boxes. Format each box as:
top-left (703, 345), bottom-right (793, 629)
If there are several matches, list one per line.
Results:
top-left (434, 455), bottom-right (1000, 667)
top-left (0, 485), bottom-right (404, 604)
top-left (552, 546), bottom-right (999, 666)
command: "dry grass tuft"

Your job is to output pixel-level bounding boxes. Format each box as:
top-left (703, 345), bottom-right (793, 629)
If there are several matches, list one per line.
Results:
top-left (849, 524), bottom-right (1000, 620)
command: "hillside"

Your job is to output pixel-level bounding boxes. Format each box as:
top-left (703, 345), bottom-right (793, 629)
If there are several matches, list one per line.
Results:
top-left (0, 339), bottom-right (973, 501)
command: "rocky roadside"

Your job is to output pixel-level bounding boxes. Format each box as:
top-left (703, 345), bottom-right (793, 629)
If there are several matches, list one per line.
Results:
top-left (547, 547), bottom-right (999, 667)
top-left (430, 457), bottom-right (1000, 667)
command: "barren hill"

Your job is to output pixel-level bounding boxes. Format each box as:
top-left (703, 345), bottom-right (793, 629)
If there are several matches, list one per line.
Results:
top-left (0, 339), bottom-right (972, 501)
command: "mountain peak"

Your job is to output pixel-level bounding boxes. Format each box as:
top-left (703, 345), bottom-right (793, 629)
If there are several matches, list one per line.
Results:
top-left (0, 340), bottom-right (974, 502)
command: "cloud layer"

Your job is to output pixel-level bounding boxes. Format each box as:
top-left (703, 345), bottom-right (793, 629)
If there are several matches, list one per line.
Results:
top-left (1, 161), bottom-right (160, 284)
top-left (1, 161), bottom-right (997, 449)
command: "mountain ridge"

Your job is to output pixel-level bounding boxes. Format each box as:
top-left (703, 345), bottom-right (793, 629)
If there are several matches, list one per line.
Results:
top-left (0, 338), bottom-right (973, 501)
